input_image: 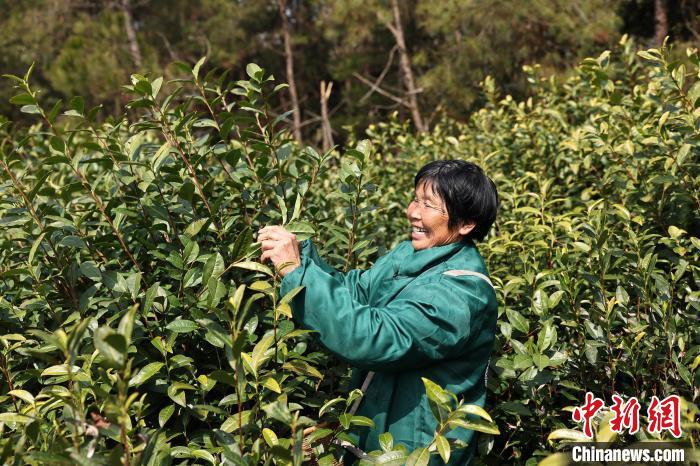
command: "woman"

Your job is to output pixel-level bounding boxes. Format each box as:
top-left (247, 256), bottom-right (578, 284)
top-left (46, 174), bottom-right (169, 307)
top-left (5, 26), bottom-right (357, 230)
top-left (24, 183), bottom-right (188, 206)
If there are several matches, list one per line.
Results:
top-left (258, 160), bottom-right (498, 465)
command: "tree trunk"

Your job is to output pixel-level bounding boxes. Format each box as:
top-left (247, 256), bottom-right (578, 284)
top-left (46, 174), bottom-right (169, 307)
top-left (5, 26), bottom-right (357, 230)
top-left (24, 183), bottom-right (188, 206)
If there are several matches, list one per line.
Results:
top-left (654, 0), bottom-right (668, 46)
top-left (119, 0), bottom-right (142, 68)
top-left (277, 0), bottom-right (302, 141)
top-left (320, 81), bottom-right (334, 151)
top-left (386, 0), bottom-right (425, 132)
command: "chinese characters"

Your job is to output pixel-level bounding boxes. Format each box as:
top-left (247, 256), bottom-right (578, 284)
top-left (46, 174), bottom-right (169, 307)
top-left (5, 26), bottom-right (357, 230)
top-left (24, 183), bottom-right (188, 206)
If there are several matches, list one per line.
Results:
top-left (572, 393), bottom-right (682, 438)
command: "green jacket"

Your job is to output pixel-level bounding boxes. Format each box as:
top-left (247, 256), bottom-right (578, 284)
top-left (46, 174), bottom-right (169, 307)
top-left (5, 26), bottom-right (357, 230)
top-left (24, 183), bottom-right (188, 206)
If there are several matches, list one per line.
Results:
top-left (280, 239), bottom-right (497, 465)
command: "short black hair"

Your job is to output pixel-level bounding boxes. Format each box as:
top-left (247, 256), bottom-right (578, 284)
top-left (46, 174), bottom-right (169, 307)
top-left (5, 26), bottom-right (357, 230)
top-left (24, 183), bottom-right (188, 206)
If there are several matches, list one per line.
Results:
top-left (414, 160), bottom-right (498, 241)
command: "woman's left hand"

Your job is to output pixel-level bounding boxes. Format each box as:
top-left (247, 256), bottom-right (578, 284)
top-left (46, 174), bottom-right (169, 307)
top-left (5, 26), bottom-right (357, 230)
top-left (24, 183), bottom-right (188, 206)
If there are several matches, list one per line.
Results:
top-left (257, 225), bottom-right (301, 277)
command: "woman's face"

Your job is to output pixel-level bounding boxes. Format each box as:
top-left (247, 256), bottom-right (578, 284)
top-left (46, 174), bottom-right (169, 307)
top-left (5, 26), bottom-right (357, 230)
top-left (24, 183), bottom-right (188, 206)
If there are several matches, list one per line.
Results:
top-left (406, 182), bottom-right (474, 250)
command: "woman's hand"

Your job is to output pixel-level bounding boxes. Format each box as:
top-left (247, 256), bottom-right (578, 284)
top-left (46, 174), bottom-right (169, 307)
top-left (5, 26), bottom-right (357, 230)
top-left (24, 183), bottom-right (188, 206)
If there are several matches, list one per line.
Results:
top-left (257, 225), bottom-right (301, 277)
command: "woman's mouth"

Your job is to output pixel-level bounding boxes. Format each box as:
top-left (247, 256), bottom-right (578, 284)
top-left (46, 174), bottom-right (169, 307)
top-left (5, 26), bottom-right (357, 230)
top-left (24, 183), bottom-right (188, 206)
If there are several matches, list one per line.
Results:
top-left (411, 226), bottom-right (428, 238)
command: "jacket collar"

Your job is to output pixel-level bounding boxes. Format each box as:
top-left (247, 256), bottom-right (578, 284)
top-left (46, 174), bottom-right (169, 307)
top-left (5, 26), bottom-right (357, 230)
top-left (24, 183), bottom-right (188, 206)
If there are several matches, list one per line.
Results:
top-left (393, 239), bottom-right (473, 277)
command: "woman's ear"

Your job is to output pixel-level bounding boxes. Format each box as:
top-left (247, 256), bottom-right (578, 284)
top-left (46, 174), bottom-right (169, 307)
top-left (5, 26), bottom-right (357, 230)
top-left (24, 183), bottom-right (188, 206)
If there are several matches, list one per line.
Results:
top-left (458, 222), bottom-right (476, 236)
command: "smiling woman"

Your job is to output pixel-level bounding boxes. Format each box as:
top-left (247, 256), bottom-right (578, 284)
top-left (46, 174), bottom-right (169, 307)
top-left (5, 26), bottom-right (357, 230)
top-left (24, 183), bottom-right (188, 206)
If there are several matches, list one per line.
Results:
top-left (259, 160), bottom-right (499, 465)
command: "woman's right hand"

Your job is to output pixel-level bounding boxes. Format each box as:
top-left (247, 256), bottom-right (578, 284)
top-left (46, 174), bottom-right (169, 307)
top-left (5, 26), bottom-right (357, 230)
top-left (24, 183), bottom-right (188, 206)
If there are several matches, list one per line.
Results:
top-left (257, 225), bottom-right (301, 277)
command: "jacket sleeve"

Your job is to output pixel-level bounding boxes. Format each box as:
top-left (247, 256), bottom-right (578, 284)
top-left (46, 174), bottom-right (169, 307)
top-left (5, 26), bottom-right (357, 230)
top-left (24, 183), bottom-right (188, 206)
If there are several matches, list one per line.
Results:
top-left (295, 240), bottom-right (371, 304)
top-left (280, 255), bottom-right (487, 372)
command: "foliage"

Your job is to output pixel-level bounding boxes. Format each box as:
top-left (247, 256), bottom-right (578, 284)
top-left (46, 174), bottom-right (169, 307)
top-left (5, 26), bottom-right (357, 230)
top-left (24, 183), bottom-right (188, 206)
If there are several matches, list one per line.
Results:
top-left (353, 35), bottom-right (700, 464)
top-left (0, 58), bottom-right (497, 464)
top-left (1, 35), bottom-right (699, 465)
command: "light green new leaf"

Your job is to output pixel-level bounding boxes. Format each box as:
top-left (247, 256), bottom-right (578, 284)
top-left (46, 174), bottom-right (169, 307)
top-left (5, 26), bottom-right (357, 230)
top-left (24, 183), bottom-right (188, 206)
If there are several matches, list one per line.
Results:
top-left (129, 362), bottom-right (165, 387)
top-left (455, 404), bottom-right (494, 423)
top-left (0, 413), bottom-right (34, 424)
top-left (8, 390), bottom-right (35, 405)
top-left (262, 428), bottom-right (279, 447)
top-left (405, 447), bottom-right (430, 466)
top-left (547, 429), bottom-right (589, 443)
top-left (435, 434), bottom-right (450, 463)
top-left (159, 405), bottom-right (175, 427)
top-left (232, 261), bottom-right (274, 277)
top-left (447, 418), bottom-right (500, 435)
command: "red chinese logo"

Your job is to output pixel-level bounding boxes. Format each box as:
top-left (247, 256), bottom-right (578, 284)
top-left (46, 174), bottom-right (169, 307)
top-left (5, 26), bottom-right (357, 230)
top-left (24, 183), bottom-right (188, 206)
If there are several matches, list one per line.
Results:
top-left (572, 393), bottom-right (683, 438)
top-left (609, 395), bottom-right (641, 435)
top-left (647, 395), bottom-right (681, 438)
top-left (572, 392), bottom-right (605, 438)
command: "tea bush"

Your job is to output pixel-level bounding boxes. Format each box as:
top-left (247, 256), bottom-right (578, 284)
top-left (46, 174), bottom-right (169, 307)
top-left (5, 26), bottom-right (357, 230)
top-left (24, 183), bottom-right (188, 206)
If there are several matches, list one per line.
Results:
top-left (353, 36), bottom-right (700, 464)
top-left (0, 36), bottom-right (698, 465)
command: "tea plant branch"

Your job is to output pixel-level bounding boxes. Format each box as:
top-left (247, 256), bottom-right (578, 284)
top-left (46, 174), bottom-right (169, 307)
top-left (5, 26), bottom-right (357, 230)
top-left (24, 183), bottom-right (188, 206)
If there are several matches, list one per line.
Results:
top-left (154, 102), bottom-right (221, 233)
top-left (150, 174), bottom-right (181, 241)
top-left (344, 171), bottom-right (363, 271)
top-left (0, 353), bottom-right (20, 413)
top-left (85, 123), bottom-right (166, 250)
top-left (189, 81), bottom-right (243, 195)
top-left (24, 95), bottom-right (143, 272)
top-left (0, 150), bottom-right (81, 310)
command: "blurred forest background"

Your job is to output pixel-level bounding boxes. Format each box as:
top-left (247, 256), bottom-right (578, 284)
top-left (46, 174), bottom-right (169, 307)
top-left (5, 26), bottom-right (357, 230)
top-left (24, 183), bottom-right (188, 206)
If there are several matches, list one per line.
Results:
top-left (1, 0), bottom-right (699, 146)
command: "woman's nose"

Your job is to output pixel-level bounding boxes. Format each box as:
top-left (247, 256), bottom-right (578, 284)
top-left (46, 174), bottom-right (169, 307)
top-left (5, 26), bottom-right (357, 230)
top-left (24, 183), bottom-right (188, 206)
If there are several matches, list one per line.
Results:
top-left (407, 203), bottom-right (420, 220)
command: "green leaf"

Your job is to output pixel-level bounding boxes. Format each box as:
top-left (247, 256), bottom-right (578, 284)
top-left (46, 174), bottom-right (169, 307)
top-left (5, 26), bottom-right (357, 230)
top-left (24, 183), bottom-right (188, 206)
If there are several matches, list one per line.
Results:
top-left (350, 415), bottom-right (374, 427)
top-left (151, 76), bottom-right (163, 99)
top-left (422, 378), bottom-right (451, 424)
top-left (379, 432), bottom-right (394, 452)
top-left (405, 447), bottom-right (430, 466)
top-left (7, 390), bottom-right (35, 405)
top-left (94, 328), bottom-right (127, 368)
top-left (447, 418), bottom-right (500, 435)
top-left (319, 397), bottom-right (344, 417)
top-left (220, 410), bottom-right (252, 432)
top-left (506, 309), bottom-right (529, 334)
top-left (143, 283), bottom-right (160, 315)
top-left (28, 233), bottom-right (46, 266)
top-left (152, 141), bottom-right (172, 171)
top-left (282, 360), bottom-right (323, 379)
top-left (193, 56), bottom-right (207, 79)
top-left (117, 304), bottom-right (139, 345)
top-left (167, 385), bottom-right (187, 407)
top-left (165, 319), bottom-right (199, 334)
top-left (41, 364), bottom-right (82, 377)
top-left (185, 219), bottom-right (208, 237)
top-left (129, 362), bottom-right (164, 387)
top-left (246, 63), bottom-right (263, 80)
top-left (9, 93), bottom-right (35, 106)
top-left (532, 353), bottom-right (550, 370)
top-left (202, 252), bottom-right (225, 286)
top-left (305, 428), bottom-right (333, 444)
top-left (261, 377), bottom-right (282, 394)
top-left (0, 413), bottom-right (34, 424)
top-left (370, 450), bottom-right (407, 465)
top-left (455, 404), bottom-right (494, 422)
top-left (251, 334), bottom-right (274, 373)
top-left (20, 104), bottom-right (41, 115)
top-left (338, 413), bottom-right (351, 430)
top-left (262, 428), bottom-right (279, 447)
top-left (547, 428), bottom-right (589, 443)
top-left (232, 261), bottom-right (274, 277)
top-left (159, 405), bottom-right (175, 427)
top-left (80, 261), bottom-right (101, 281)
top-left (191, 449), bottom-right (216, 464)
top-left (435, 434), bottom-right (450, 463)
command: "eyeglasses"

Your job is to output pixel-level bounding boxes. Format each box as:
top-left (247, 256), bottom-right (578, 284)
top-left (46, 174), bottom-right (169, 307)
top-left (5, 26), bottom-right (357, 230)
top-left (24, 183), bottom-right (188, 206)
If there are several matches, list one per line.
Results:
top-left (409, 197), bottom-right (447, 214)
